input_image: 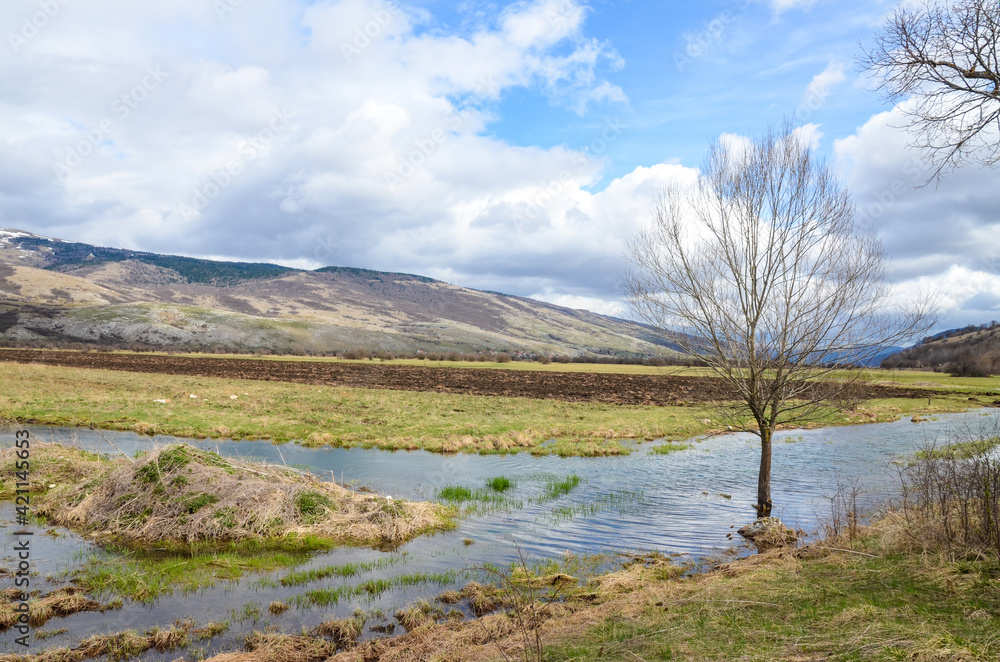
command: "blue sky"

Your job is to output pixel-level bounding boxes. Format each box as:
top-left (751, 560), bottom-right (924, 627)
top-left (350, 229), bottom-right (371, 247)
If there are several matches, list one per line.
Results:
top-left (1, 0), bottom-right (999, 331)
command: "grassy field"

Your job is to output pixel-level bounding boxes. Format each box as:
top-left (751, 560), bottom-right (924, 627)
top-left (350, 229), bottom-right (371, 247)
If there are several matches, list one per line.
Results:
top-left (0, 362), bottom-right (995, 456)
top-left (201, 516), bottom-right (1000, 662)
top-left (542, 531), bottom-right (1000, 661)
top-left (8, 347), bottom-right (1000, 384)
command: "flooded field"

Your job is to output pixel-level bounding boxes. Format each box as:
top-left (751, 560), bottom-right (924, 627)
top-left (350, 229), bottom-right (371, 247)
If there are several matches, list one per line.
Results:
top-left (3, 409), bottom-right (998, 658)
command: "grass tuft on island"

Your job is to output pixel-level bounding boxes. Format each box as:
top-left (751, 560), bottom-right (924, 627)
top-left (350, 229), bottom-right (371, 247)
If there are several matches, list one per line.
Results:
top-left (0, 442), bottom-right (454, 549)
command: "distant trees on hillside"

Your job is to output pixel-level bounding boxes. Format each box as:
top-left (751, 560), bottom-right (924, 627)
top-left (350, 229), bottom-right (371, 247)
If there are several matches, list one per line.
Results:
top-left (882, 322), bottom-right (1000, 376)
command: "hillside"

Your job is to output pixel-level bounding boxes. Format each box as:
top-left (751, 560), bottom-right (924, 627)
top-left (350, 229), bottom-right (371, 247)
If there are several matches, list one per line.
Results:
top-left (881, 322), bottom-right (1000, 377)
top-left (0, 229), bottom-right (674, 357)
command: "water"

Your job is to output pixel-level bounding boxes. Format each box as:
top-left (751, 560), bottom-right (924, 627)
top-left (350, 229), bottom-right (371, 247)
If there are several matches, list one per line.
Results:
top-left (2, 409), bottom-right (998, 657)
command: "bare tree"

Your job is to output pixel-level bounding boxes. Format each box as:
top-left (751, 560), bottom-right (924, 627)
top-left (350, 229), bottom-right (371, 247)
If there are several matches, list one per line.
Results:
top-left (624, 125), bottom-right (934, 519)
top-left (860, 0), bottom-right (1000, 180)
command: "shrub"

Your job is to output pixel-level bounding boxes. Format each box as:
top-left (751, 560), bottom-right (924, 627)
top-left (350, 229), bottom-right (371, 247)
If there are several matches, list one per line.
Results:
top-left (899, 434), bottom-right (1000, 557)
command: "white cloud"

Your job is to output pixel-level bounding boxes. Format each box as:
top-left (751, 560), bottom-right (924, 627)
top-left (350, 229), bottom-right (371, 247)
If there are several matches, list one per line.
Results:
top-left (529, 293), bottom-right (626, 317)
top-left (0, 0), bottom-right (642, 313)
top-left (799, 60), bottom-right (845, 113)
top-left (834, 104), bottom-right (1000, 329)
top-left (767, 0), bottom-right (817, 16)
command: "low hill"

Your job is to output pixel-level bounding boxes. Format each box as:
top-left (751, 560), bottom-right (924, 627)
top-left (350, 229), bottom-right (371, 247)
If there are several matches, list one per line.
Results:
top-left (0, 229), bottom-right (675, 357)
top-left (881, 322), bottom-right (1000, 377)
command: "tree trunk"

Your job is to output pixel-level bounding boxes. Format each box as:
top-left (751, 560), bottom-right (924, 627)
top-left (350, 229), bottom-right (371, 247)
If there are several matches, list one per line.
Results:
top-left (756, 427), bottom-right (773, 519)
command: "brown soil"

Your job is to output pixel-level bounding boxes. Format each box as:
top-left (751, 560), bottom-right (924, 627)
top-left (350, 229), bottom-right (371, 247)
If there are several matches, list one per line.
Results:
top-left (0, 350), bottom-right (959, 406)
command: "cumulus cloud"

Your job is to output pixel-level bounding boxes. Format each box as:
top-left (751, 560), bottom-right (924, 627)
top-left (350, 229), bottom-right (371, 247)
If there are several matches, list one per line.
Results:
top-left (834, 105), bottom-right (1000, 329)
top-left (0, 0), bottom-right (639, 308)
top-left (798, 60), bottom-right (845, 117)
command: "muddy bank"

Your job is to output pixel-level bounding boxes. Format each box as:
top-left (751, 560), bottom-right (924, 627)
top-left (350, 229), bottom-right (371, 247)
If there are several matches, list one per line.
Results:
top-left (0, 349), bottom-right (961, 406)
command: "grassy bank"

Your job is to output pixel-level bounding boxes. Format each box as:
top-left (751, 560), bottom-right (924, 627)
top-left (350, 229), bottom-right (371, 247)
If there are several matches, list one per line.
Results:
top-left (178, 517), bottom-right (1000, 662)
top-left (0, 363), bottom-right (994, 456)
top-left (0, 442), bottom-right (454, 602)
top-left (189, 431), bottom-right (1000, 662)
top-left (0, 441), bottom-right (452, 548)
top-left (0, 362), bottom-right (718, 454)
top-left (541, 533), bottom-right (1000, 660)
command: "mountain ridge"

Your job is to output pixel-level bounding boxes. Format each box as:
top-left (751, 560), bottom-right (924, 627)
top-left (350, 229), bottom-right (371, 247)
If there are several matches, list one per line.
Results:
top-left (0, 229), bottom-right (675, 357)
top-left (881, 321), bottom-right (1000, 377)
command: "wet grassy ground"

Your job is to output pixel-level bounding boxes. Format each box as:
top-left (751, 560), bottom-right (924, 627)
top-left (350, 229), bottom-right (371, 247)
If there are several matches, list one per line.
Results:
top-left (1, 362), bottom-right (995, 456)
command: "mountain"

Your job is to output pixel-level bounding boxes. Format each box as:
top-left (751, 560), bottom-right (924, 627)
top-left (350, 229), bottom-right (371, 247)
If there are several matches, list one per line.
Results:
top-left (0, 229), bottom-right (676, 357)
top-left (881, 322), bottom-right (1000, 377)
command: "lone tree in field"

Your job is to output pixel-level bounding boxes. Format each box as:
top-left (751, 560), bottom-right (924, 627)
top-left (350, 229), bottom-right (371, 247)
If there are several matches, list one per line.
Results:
top-left (861, 0), bottom-right (1000, 179)
top-left (625, 126), bottom-right (933, 519)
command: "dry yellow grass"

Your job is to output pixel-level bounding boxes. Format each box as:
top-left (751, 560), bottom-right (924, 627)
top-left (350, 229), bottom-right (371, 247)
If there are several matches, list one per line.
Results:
top-left (0, 442), bottom-right (452, 548)
top-left (0, 587), bottom-right (104, 631)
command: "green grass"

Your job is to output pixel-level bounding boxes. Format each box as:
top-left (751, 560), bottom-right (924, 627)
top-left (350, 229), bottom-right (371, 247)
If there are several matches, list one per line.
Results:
top-left (545, 490), bottom-right (645, 523)
top-left (436, 484), bottom-right (523, 514)
top-left (543, 545), bottom-right (1000, 661)
top-left (438, 486), bottom-right (474, 502)
top-left (278, 556), bottom-right (404, 587)
top-left (294, 491), bottom-right (337, 523)
top-left (1, 362), bottom-right (995, 457)
top-left (542, 475), bottom-right (582, 500)
top-left (914, 437), bottom-right (1000, 460)
top-left (291, 570), bottom-right (462, 608)
top-left (651, 442), bottom-right (693, 455)
top-left (486, 476), bottom-right (513, 492)
top-left (75, 536), bottom-right (338, 602)
top-left (0, 362), bottom-right (724, 456)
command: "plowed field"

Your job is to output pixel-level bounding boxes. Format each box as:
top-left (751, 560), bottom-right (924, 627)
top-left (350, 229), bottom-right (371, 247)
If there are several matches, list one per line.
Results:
top-left (0, 349), bottom-right (959, 406)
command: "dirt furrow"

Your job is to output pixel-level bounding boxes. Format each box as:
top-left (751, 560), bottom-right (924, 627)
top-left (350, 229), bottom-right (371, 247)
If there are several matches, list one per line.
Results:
top-left (0, 349), bottom-right (956, 406)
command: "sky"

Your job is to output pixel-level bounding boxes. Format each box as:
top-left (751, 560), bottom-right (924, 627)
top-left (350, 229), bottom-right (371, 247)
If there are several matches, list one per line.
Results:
top-left (1, 0), bottom-right (998, 333)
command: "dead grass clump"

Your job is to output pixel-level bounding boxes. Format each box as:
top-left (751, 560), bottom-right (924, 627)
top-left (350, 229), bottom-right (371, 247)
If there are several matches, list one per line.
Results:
top-left (0, 647), bottom-right (77, 662)
top-left (592, 563), bottom-right (649, 596)
top-left (394, 600), bottom-right (453, 632)
top-left (0, 587), bottom-right (104, 631)
top-left (194, 621), bottom-right (230, 640)
top-left (314, 616), bottom-right (363, 650)
top-left (77, 630), bottom-right (153, 661)
top-left (268, 600), bottom-right (289, 615)
top-left (24, 442), bottom-right (449, 547)
top-left (737, 517), bottom-right (799, 552)
top-left (0, 442), bottom-right (110, 505)
top-left (148, 623), bottom-right (190, 651)
top-left (436, 590), bottom-right (462, 604)
top-left (243, 632), bottom-right (337, 662)
top-left (0, 588), bottom-right (23, 602)
top-left (458, 581), bottom-right (510, 617)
